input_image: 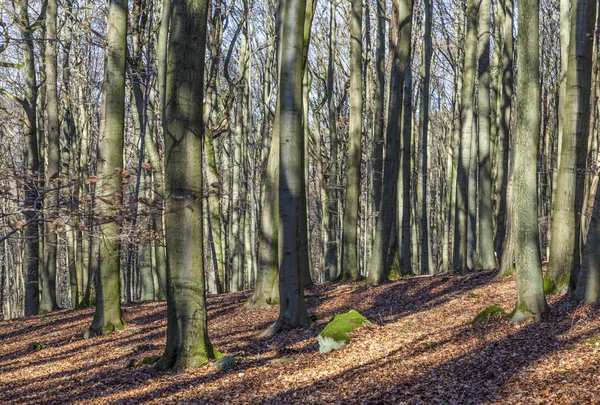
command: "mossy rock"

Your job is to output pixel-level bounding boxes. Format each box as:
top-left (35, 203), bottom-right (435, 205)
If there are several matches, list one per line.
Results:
top-left (27, 342), bottom-right (47, 352)
top-left (318, 310), bottom-right (371, 354)
top-left (472, 305), bottom-right (506, 324)
top-left (213, 355), bottom-right (236, 372)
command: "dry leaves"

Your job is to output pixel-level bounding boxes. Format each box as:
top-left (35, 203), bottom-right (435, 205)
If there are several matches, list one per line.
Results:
top-left (1, 272), bottom-right (599, 404)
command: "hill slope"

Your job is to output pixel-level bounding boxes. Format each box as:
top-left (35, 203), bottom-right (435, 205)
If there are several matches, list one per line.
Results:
top-left (2, 271), bottom-right (600, 404)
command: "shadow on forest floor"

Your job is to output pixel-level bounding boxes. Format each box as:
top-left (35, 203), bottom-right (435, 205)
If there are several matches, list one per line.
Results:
top-left (2, 271), bottom-right (600, 404)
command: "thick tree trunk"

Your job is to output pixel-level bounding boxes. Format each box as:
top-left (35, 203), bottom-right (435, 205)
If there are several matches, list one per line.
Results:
top-left (155, 0), bottom-right (217, 370)
top-left (546, 0), bottom-right (596, 294)
top-left (17, 0), bottom-right (40, 316)
top-left (511, 0), bottom-right (547, 323)
top-left (40, 0), bottom-right (60, 313)
top-left (266, 0), bottom-right (311, 333)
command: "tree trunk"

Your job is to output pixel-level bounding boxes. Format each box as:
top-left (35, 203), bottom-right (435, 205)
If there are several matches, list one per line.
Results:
top-left (511, 0), bottom-right (547, 323)
top-left (155, 0), bottom-right (217, 370)
top-left (546, 0), bottom-right (596, 294)
top-left (325, 0), bottom-right (339, 281)
top-left (367, 0), bottom-right (414, 284)
top-left (476, 0), bottom-right (496, 270)
top-left (418, 0), bottom-right (434, 274)
top-left (454, 0), bottom-right (478, 271)
top-left (86, 0), bottom-right (127, 337)
top-left (16, 0), bottom-right (41, 316)
top-left (340, 0), bottom-right (363, 281)
top-left (265, 0), bottom-right (311, 333)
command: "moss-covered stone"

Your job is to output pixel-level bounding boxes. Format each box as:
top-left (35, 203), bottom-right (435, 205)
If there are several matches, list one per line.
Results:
top-left (318, 310), bottom-right (371, 354)
top-left (472, 305), bottom-right (506, 324)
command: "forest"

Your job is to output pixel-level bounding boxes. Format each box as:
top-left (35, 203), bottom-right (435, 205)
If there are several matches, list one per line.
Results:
top-left (2, 0), bottom-right (600, 402)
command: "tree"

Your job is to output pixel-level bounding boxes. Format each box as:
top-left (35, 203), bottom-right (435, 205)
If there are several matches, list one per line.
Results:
top-left (14, 0), bottom-right (41, 316)
top-left (454, 0), bottom-right (478, 271)
top-left (494, 0), bottom-right (513, 263)
top-left (266, 0), bottom-right (311, 333)
top-left (570, 0), bottom-right (599, 302)
top-left (511, 0), bottom-right (546, 323)
top-left (154, 0), bottom-right (217, 369)
top-left (40, 0), bottom-right (59, 313)
top-left (86, 0), bottom-right (127, 337)
top-left (340, 0), bottom-right (362, 280)
top-left (545, 0), bottom-right (596, 294)
top-left (476, 0), bottom-right (495, 270)
top-left (367, 0), bottom-right (414, 284)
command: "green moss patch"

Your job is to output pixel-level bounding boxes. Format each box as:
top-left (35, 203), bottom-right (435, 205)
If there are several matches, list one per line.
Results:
top-left (318, 310), bottom-right (371, 354)
top-left (472, 305), bottom-right (506, 324)
top-left (27, 342), bottom-right (47, 352)
top-left (586, 337), bottom-right (600, 345)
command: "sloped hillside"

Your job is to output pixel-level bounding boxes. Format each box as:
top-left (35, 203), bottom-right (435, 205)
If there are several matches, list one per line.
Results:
top-left (2, 271), bottom-right (600, 404)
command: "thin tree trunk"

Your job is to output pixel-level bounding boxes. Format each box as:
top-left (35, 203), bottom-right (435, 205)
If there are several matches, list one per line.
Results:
top-left (367, 0), bottom-right (414, 284)
top-left (340, 0), bottom-right (363, 281)
top-left (454, 0), bottom-right (478, 271)
top-left (477, 0), bottom-right (496, 270)
top-left (86, 0), bottom-right (127, 337)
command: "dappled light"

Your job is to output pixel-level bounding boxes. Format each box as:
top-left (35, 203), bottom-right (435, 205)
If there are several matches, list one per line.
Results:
top-left (2, 273), bottom-right (600, 403)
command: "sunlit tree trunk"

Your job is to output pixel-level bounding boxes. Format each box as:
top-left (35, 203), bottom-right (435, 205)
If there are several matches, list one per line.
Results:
top-left (511, 0), bottom-right (547, 323)
top-left (40, 0), bottom-right (60, 313)
top-left (476, 0), bottom-right (495, 270)
top-left (340, 0), bottom-right (363, 280)
top-left (367, 0), bottom-right (414, 284)
top-left (87, 0), bottom-right (127, 337)
top-left (266, 0), bottom-right (311, 333)
top-left (86, 0), bottom-right (127, 336)
top-left (454, 0), bottom-right (478, 271)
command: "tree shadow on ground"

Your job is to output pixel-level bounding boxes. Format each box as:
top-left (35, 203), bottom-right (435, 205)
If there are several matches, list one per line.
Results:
top-left (251, 296), bottom-right (600, 404)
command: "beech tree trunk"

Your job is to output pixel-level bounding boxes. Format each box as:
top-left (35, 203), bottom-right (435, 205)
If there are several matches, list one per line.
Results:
top-left (86, 0), bottom-right (127, 337)
top-left (155, 0), bottom-right (217, 370)
top-left (511, 0), bottom-right (547, 323)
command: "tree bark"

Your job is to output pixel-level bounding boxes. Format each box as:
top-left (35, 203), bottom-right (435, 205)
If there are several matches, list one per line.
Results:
top-left (511, 0), bottom-right (547, 323)
top-left (367, 0), bottom-right (414, 284)
top-left (86, 0), bottom-right (127, 336)
top-left (546, 0), bottom-right (596, 294)
top-left (155, 0), bottom-right (217, 370)
top-left (454, 0), bottom-right (478, 271)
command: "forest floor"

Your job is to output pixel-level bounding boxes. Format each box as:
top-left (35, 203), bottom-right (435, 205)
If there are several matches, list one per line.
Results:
top-left (2, 271), bottom-right (600, 404)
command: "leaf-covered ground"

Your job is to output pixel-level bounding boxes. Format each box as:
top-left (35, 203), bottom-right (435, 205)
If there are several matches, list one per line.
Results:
top-left (2, 271), bottom-right (600, 404)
